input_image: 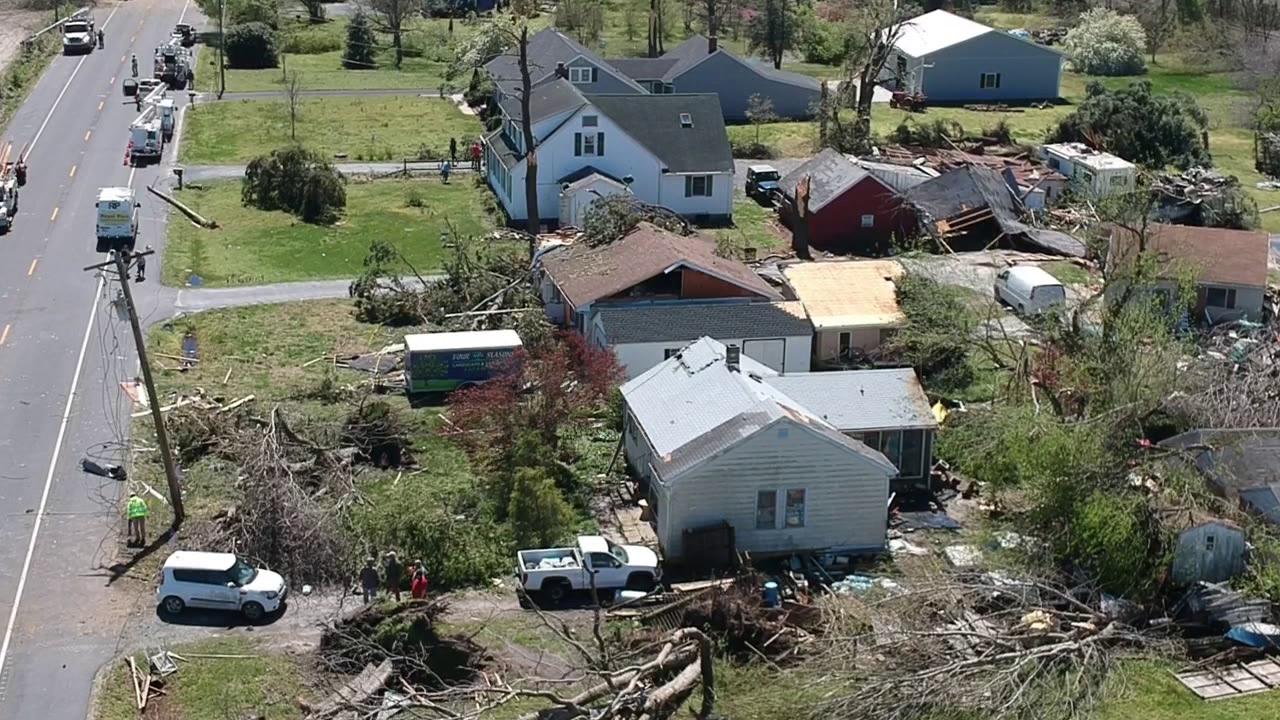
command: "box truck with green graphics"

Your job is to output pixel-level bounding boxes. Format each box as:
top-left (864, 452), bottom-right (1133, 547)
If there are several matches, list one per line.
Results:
top-left (404, 329), bottom-right (522, 394)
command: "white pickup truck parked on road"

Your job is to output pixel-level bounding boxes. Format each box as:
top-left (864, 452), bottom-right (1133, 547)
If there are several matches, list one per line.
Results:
top-left (518, 535), bottom-right (660, 604)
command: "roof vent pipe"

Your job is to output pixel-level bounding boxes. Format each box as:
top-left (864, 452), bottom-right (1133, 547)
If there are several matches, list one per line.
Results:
top-left (725, 344), bottom-right (741, 372)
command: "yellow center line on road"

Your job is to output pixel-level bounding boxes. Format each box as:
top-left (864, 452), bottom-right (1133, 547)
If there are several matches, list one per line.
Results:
top-left (84, 130), bottom-right (91, 142)
top-left (49, 207), bottom-right (58, 223)
top-left (27, 259), bottom-right (37, 276)
top-left (0, 325), bottom-right (10, 346)
top-left (68, 165), bottom-right (76, 178)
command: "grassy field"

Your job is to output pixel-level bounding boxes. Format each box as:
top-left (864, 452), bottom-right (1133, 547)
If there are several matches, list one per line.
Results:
top-left (1042, 260), bottom-right (1093, 286)
top-left (182, 96), bottom-right (483, 164)
top-left (165, 178), bottom-right (496, 287)
top-left (1098, 661), bottom-right (1280, 719)
top-left (94, 638), bottom-right (308, 720)
top-left (705, 198), bottom-right (787, 255)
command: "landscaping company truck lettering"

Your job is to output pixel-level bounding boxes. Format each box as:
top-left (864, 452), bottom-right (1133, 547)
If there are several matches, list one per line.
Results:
top-left (404, 329), bottom-right (522, 394)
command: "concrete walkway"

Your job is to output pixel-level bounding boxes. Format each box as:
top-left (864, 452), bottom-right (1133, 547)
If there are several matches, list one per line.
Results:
top-left (169, 279), bottom-right (355, 312)
top-left (212, 87), bottom-right (446, 100)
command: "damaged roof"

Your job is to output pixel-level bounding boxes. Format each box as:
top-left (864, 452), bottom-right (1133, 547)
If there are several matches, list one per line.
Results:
top-left (777, 148), bottom-right (890, 213)
top-left (540, 222), bottom-right (781, 308)
top-left (782, 260), bottom-right (905, 330)
top-left (1107, 223), bottom-right (1269, 289)
top-left (621, 337), bottom-right (895, 480)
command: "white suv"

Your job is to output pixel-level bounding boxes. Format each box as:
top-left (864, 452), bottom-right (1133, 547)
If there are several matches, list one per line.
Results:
top-left (157, 551), bottom-right (287, 621)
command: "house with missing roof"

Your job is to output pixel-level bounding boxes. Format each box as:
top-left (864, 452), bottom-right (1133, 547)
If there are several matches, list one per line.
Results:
top-left (538, 222), bottom-right (782, 334)
top-left (776, 148), bottom-right (929, 255)
top-left (482, 76), bottom-right (735, 225)
top-left (765, 368), bottom-right (939, 496)
top-left (1106, 223), bottom-right (1269, 324)
top-left (593, 300), bottom-right (813, 378)
top-left (883, 9), bottom-right (1063, 103)
top-left (782, 260), bottom-right (905, 367)
top-left (609, 35), bottom-right (821, 120)
top-left (621, 337), bottom-right (898, 561)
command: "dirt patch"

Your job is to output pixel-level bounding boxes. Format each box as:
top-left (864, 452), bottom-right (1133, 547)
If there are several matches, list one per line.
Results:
top-left (0, 7), bottom-right (48, 75)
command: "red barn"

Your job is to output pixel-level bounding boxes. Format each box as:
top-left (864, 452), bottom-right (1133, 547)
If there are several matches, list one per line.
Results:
top-left (777, 149), bottom-right (930, 255)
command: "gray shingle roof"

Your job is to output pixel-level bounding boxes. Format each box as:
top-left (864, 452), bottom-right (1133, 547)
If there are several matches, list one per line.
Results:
top-left (597, 301), bottom-right (811, 345)
top-left (585, 93), bottom-right (734, 173)
top-left (497, 77), bottom-right (587, 124)
top-left (486, 28), bottom-right (647, 94)
top-left (660, 35), bottom-right (820, 89)
top-left (764, 369), bottom-right (937, 432)
top-left (857, 159), bottom-right (934, 193)
top-left (778, 148), bottom-right (882, 213)
top-left (607, 57), bottom-right (680, 81)
top-left (621, 337), bottom-right (894, 479)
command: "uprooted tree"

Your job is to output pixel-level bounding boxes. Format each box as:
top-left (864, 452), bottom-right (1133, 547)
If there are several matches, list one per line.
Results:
top-left (242, 145), bottom-right (347, 223)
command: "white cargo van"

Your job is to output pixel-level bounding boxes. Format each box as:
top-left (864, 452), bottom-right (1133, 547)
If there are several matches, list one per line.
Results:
top-left (995, 265), bottom-right (1066, 317)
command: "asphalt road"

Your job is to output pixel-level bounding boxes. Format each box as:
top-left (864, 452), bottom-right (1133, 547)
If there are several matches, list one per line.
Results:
top-left (0, 1), bottom-right (194, 717)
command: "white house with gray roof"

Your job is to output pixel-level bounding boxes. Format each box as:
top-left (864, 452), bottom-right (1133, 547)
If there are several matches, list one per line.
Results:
top-left (483, 77), bottom-right (735, 224)
top-left (593, 300), bottom-right (812, 378)
top-left (765, 369), bottom-right (938, 495)
top-left (484, 28), bottom-right (647, 101)
top-left (621, 337), bottom-right (897, 561)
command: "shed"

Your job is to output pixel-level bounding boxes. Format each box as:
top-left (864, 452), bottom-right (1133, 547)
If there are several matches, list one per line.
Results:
top-left (884, 10), bottom-right (1063, 103)
top-left (777, 148), bottom-right (913, 255)
top-left (558, 169), bottom-right (627, 228)
top-left (1167, 512), bottom-right (1246, 587)
top-left (781, 260), bottom-right (904, 366)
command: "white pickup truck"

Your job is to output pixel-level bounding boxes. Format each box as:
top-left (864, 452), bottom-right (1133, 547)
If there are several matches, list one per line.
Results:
top-left (518, 535), bottom-right (660, 604)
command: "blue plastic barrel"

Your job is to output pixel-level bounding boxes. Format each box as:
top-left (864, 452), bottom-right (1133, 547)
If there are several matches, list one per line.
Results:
top-left (763, 581), bottom-right (780, 608)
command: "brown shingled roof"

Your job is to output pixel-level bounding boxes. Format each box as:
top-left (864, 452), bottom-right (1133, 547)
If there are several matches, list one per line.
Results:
top-left (540, 222), bottom-right (782, 307)
top-left (1108, 223), bottom-right (1269, 288)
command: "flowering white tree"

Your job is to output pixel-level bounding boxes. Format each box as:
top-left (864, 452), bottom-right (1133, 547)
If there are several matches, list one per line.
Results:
top-left (1064, 8), bottom-right (1148, 76)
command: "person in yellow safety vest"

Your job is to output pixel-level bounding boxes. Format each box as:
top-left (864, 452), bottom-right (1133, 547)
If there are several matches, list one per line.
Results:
top-left (126, 493), bottom-right (148, 547)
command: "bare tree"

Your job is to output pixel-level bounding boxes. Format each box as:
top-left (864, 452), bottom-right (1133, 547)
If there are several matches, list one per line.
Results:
top-left (700, 0), bottom-right (725, 37)
top-left (840, 0), bottom-right (913, 154)
top-left (648, 0), bottom-right (665, 56)
top-left (363, 0), bottom-right (415, 69)
top-left (1136, 0), bottom-right (1176, 63)
top-left (284, 70), bottom-right (304, 141)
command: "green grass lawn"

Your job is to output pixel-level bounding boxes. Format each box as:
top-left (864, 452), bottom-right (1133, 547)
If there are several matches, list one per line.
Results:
top-left (705, 198), bottom-right (787, 255)
top-left (1041, 260), bottom-right (1093, 286)
top-left (95, 638), bottom-right (308, 720)
top-left (165, 178), bottom-right (496, 286)
top-left (182, 96), bottom-right (482, 164)
top-left (1098, 661), bottom-right (1280, 719)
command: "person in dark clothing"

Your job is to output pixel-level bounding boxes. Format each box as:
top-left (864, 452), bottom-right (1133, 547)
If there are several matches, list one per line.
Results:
top-left (384, 551), bottom-right (403, 602)
top-left (449, 137), bottom-right (458, 163)
top-left (134, 245), bottom-right (149, 282)
top-left (359, 558), bottom-right (380, 603)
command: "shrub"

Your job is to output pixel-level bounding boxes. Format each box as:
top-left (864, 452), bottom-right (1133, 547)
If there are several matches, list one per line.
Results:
top-left (343, 10), bottom-right (377, 69)
top-left (242, 145), bottom-right (347, 223)
top-left (279, 25), bottom-right (342, 54)
top-left (800, 18), bottom-right (847, 65)
top-left (729, 137), bottom-right (776, 159)
top-left (1049, 81), bottom-right (1210, 169)
top-left (228, 0), bottom-right (280, 28)
top-left (224, 22), bottom-right (279, 69)
top-left (1063, 8), bottom-right (1147, 76)
top-left (507, 466), bottom-right (577, 548)
top-left (889, 118), bottom-right (965, 148)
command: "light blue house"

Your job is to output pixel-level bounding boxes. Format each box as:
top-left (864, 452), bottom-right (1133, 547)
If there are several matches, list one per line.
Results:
top-left (884, 10), bottom-right (1063, 103)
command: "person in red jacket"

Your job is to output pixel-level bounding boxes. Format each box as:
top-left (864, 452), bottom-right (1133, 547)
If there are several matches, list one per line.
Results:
top-left (410, 560), bottom-right (429, 599)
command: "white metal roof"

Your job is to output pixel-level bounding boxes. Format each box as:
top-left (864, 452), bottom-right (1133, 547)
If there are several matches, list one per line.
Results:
top-left (764, 369), bottom-right (938, 432)
top-left (1042, 143), bottom-right (1135, 171)
top-left (164, 550), bottom-right (236, 571)
top-left (890, 9), bottom-right (992, 58)
top-left (404, 329), bottom-right (522, 353)
top-left (97, 187), bottom-right (134, 204)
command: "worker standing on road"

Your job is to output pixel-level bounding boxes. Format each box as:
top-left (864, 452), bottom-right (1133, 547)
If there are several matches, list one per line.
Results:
top-left (359, 558), bottom-right (380, 604)
top-left (126, 493), bottom-right (148, 547)
top-left (97, 29), bottom-right (104, 49)
top-left (131, 53), bottom-right (138, 78)
top-left (384, 551), bottom-right (402, 602)
top-left (134, 246), bottom-right (148, 283)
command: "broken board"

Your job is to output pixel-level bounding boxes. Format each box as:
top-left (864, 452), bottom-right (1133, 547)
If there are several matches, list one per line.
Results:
top-left (1175, 657), bottom-right (1280, 700)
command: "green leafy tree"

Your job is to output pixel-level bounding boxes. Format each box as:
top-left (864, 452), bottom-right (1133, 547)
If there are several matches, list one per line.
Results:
top-left (1063, 8), bottom-right (1147, 76)
top-left (343, 10), bottom-right (377, 69)
top-left (748, 0), bottom-right (799, 69)
top-left (883, 273), bottom-right (976, 393)
top-left (508, 467), bottom-right (577, 548)
top-left (242, 145), bottom-right (347, 223)
top-left (224, 22), bottom-right (279, 69)
top-left (1049, 81), bottom-right (1210, 169)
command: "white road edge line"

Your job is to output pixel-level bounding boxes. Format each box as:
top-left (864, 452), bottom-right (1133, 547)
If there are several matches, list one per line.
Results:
top-left (0, 22), bottom-right (142, 669)
top-left (177, 0), bottom-right (191, 26)
top-left (26, 2), bottom-right (125, 158)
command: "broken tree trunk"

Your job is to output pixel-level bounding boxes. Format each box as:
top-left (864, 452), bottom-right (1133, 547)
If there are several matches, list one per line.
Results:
top-left (300, 659), bottom-right (393, 719)
top-left (146, 184), bottom-right (218, 228)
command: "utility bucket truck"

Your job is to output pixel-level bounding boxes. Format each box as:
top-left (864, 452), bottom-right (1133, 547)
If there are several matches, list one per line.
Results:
top-left (62, 15), bottom-right (95, 55)
top-left (96, 187), bottom-right (138, 254)
top-left (0, 143), bottom-right (21, 235)
top-left (153, 42), bottom-right (193, 89)
top-left (128, 84), bottom-right (168, 165)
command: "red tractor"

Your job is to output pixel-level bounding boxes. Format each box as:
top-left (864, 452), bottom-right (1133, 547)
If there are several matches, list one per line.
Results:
top-left (890, 91), bottom-right (928, 113)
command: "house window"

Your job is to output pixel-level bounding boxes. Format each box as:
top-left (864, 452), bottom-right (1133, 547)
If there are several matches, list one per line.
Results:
top-left (785, 489), bottom-right (806, 528)
top-left (755, 490), bottom-right (777, 529)
top-left (582, 134), bottom-right (597, 155)
top-left (685, 175), bottom-right (713, 197)
top-left (980, 72), bottom-right (1001, 89)
top-left (1047, 157), bottom-right (1060, 171)
top-left (568, 66), bottom-right (593, 83)
top-left (575, 132), bottom-right (605, 157)
top-left (900, 429), bottom-right (926, 478)
top-left (861, 214), bottom-right (875, 228)
top-left (582, 115), bottom-right (598, 127)
top-left (895, 55), bottom-right (907, 83)
top-left (1205, 535), bottom-right (1217, 552)
top-left (1108, 175), bottom-right (1126, 187)
top-left (1206, 287), bottom-right (1237, 309)
top-left (838, 331), bottom-right (852, 358)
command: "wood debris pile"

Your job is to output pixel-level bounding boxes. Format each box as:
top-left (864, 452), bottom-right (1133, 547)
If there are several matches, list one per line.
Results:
top-left (1152, 166), bottom-right (1258, 228)
top-left (815, 571), bottom-right (1178, 720)
top-left (318, 600), bottom-right (485, 688)
top-left (1171, 317), bottom-right (1280, 427)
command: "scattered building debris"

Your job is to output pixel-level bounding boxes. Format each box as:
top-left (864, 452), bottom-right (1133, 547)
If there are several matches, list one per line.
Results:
top-left (1175, 656), bottom-right (1280, 700)
top-left (1152, 166), bottom-right (1258, 229)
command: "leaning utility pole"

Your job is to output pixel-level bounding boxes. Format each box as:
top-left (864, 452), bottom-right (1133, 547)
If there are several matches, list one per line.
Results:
top-left (217, 0), bottom-right (226, 99)
top-left (84, 251), bottom-right (186, 524)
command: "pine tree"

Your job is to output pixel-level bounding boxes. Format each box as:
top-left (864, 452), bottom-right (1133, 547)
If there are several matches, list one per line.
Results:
top-left (343, 11), bottom-right (377, 69)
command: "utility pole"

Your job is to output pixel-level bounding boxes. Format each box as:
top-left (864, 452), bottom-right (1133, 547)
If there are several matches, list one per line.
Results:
top-left (84, 251), bottom-right (186, 525)
top-left (217, 0), bottom-right (226, 99)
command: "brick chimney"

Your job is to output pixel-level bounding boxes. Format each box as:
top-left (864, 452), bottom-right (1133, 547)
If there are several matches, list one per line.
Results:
top-left (555, 62), bottom-right (568, 79)
top-left (708, 36), bottom-right (718, 54)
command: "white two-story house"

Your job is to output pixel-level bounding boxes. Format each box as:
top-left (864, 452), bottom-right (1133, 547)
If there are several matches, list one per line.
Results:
top-left (483, 76), bottom-right (735, 226)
